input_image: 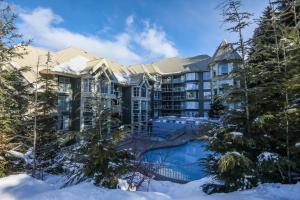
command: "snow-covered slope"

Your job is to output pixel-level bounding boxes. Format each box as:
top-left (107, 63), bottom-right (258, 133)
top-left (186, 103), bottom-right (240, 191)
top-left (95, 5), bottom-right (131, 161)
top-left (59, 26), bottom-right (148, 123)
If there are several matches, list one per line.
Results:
top-left (0, 174), bottom-right (299, 200)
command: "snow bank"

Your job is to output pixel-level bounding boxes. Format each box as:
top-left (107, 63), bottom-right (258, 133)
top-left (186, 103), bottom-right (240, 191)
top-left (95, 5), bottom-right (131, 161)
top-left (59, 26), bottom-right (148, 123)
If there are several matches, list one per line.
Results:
top-left (0, 174), bottom-right (300, 200)
top-left (0, 174), bottom-right (54, 200)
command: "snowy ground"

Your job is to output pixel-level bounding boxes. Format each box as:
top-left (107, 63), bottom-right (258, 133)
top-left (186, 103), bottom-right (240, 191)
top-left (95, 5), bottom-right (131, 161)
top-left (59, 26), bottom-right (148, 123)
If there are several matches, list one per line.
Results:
top-left (0, 174), bottom-right (300, 200)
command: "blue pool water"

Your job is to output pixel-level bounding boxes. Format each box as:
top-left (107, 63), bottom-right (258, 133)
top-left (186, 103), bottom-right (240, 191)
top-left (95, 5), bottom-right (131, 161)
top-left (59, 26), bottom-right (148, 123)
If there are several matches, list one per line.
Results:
top-left (140, 140), bottom-right (210, 181)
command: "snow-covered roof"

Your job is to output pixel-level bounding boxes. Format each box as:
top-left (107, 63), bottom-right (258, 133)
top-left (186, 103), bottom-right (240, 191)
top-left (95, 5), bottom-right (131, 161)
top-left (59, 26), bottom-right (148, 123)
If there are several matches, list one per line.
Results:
top-left (52, 56), bottom-right (91, 74)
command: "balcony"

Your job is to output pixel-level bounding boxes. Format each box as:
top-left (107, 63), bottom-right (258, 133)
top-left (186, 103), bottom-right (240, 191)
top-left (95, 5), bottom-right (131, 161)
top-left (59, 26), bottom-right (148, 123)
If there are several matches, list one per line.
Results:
top-left (172, 78), bottom-right (184, 83)
top-left (173, 87), bottom-right (185, 92)
top-left (162, 79), bottom-right (172, 84)
top-left (161, 105), bottom-right (184, 110)
top-left (153, 104), bottom-right (162, 109)
top-left (162, 96), bottom-right (172, 101)
top-left (173, 96), bottom-right (185, 101)
top-left (161, 88), bottom-right (172, 92)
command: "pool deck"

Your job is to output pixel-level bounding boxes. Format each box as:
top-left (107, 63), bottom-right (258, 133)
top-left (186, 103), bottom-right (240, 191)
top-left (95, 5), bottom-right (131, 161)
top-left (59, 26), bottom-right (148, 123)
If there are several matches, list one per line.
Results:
top-left (117, 127), bottom-right (200, 157)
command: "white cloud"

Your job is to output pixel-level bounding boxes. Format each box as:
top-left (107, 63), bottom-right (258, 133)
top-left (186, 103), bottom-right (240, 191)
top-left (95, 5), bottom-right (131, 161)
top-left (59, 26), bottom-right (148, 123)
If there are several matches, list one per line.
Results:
top-left (18, 8), bottom-right (142, 64)
top-left (136, 23), bottom-right (178, 58)
top-left (17, 8), bottom-right (178, 64)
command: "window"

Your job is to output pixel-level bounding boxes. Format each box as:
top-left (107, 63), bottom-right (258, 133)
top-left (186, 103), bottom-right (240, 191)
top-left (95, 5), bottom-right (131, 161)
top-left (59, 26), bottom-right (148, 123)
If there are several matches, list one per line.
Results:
top-left (63, 116), bottom-right (69, 130)
top-left (110, 83), bottom-right (114, 94)
top-left (154, 92), bottom-right (160, 100)
top-left (141, 101), bottom-right (147, 110)
top-left (186, 73), bottom-right (198, 81)
top-left (84, 115), bottom-right (93, 126)
top-left (141, 114), bottom-right (146, 122)
top-left (133, 101), bottom-right (139, 110)
top-left (185, 101), bottom-right (199, 109)
top-left (213, 89), bottom-right (218, 95)
top-left (185, 111), bottom-right (198, 117)
top-left (203, 91), bottom-right (211, 100)
top-left (113, 84), bottom-right (120, 96)
top-left (204, 101), bottom-right (211, 110)
top-left (203, 72), bottom-right (211, 80)
top-left (58, 95), bottom-right (70, 112)
top-left (186, 83), bottom-right (198, 90)
top-left (203, 82), bottom-right (211, 90)
top-left (173, 75), bottom-right (184, 83)
top-left (141, 84), bottom-right (147, 97)
top-left (213, 70), bottom-right (217, 77)
top-left (133, 87), bottom-right (139, 97)
top-left (58, 77), bottom-right (71, 93)
top-left (83, 79), bottom-right (92, 92)
top-left (220, 63), bottom-right (229, 75)
top-left (100, 80), bottom-right (109, 94)
top-left (133, 113), bottom-right (139, 122)
top-left (204, 112), bottom-right (209, 118)
top-left (154, 110), bottom-right (159, 118)
top-left (186, 91), bottom-right (198, 100)
top-left (154, 101), bottom-right (160, 109)
top-left (58, 115), bottom-right (69, 131)
top-left (162, 76), bottom-right (171, 83)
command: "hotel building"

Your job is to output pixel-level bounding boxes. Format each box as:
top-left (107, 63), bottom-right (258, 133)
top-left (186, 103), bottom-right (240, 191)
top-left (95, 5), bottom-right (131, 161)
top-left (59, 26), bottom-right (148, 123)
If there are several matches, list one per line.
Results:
top-left (11, 40), bottom-right (241, 132)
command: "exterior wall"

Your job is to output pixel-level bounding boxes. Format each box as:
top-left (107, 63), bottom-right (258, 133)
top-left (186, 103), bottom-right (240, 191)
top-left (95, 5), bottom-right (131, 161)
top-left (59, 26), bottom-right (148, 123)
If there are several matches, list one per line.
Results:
top-left (161, 74), bottom-right (185, 117)
top-left (55, 58), bottom-right (239, 133)
top-left (121, 86), bottom-right (132, 124)
top-left (79, 73), bottom-right (124, 131)
top-left (56, 68), bottom-right (213, 133)
top-left (151, 75), bottom-right (162, 119)
top-left (159, 71), bottom-right (211, 118)
top-left (210, 62), bottom-right (240, 110)
top-left (57, 76), bottom-right (74, 131)
top-left (130, 81), bottom-right (151, 133)
top-left (70, 77), bottom-right (81, 131)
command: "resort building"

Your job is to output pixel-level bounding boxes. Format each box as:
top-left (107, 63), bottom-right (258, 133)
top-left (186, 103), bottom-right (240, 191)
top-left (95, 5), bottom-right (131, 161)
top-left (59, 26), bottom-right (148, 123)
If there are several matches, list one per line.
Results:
top-left (11, 40), bottom-right (241, 132)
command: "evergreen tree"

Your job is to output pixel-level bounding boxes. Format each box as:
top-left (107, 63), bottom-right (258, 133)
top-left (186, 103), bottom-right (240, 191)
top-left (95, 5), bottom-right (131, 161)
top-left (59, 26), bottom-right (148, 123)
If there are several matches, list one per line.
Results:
top-left (204, 0), bottom-right (257, 192)
top-left (62, 86), bottom-right (133, 188)
top-left (247, 0), bottom-right (300, 184)
top-left (205, 0), bottom-right (300, 193)
top-left (208, 95), bottom-right (225, 118)
top-left (31, 52), bottom-right (60, 177)
top-left (0, 2), bottom-right (30, 176)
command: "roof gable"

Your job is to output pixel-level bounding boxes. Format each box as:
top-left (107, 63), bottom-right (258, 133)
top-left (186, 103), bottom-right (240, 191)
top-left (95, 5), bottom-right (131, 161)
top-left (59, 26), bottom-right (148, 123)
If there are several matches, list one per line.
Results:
top-left (210, 40), bottom-right (242, 64)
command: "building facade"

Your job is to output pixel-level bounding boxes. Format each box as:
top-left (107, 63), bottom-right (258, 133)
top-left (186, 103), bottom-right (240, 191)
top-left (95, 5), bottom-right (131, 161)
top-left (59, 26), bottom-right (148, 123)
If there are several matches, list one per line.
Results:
top-left (13, 41), bottom-right (241, 132)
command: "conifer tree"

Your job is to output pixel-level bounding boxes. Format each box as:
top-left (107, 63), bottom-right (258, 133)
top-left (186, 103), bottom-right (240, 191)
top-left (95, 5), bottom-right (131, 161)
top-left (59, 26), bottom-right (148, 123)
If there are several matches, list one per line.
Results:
top-left (63, 80), bottom-right (133, 188)
top-left (0, 2), bottom-right (30, 176)
top-left (208, 95), bottom-right (226, 118)
top-left (205, 1), bottom-right (300, 193)
top-left (31, 52), bottom-right (60, 177)
top-left (204, 0), bottom-right (257, 192)
top-left (248, 0), bottom-right (300, 184)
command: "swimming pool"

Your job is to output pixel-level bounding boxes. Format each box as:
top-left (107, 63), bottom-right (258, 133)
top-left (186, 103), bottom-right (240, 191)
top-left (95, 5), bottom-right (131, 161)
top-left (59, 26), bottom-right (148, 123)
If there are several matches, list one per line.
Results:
top-left (139, 140), bottom-right (210, 181)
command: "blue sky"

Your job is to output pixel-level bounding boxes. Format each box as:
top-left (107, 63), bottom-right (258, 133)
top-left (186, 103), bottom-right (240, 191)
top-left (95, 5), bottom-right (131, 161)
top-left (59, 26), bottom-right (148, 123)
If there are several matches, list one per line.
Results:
top-left (9, 0), bottom-right (268, 64)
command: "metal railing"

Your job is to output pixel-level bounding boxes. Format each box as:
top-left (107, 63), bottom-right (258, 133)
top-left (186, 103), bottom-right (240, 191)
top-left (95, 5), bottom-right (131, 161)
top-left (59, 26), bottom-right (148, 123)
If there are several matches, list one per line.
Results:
top-left (141, 162), bottom-right (192, 183)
